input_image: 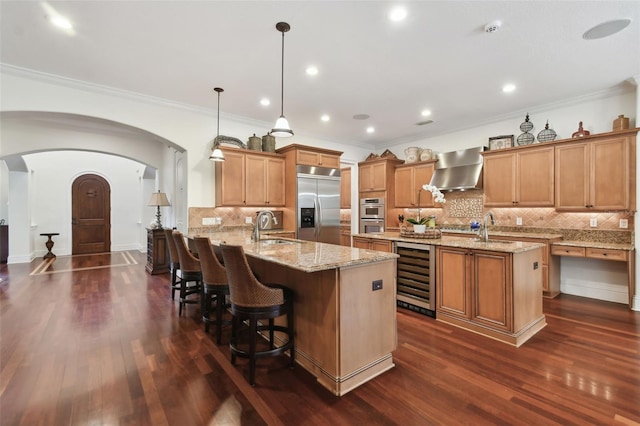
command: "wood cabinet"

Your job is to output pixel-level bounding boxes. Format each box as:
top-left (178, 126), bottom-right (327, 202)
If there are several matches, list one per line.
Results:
top-left (245, 154), bottom-right (285, 206)
top-left (146, 228), bottom-right (169, 274)
top-left (296, 149), bottom-right (340, 168)
top-left (0, 224), bottom-right (7, 263)
top-left (555, 135), bottom-right (632, 211)
top-left (483, 146), bottom-right (554, 207)
top-left (340, 226), bottom-right (351, 247)
top-left (436, 245), bottom-right (545, 347)
top-left (352, 236), bottom-right (393, 253)
top-left (215, 148), bottom-right (285, 207)
top-left (394, 161), bottom-right (437, 208)
top-left (340, 168), bottom-right (351, 208)
top-left (359, 161), bottom-right (388, 192)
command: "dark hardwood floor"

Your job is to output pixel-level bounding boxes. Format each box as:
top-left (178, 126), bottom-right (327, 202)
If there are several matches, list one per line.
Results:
top-left (1, 251), bottom-right (639, 425)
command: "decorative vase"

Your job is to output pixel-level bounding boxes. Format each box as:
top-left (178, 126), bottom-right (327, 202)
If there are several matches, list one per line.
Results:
top-left (247, 134), bottom-right (262, 151)
top-left (404, 147), bottom-right (421, 163)
top-left (413, 224), bottom-right (426, 234)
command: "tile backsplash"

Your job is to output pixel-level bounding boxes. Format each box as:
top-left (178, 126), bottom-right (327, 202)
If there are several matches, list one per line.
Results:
top-left (191, 190), bottom-right (633, 232)
top-left (401, 190), bottom-right (634, 231)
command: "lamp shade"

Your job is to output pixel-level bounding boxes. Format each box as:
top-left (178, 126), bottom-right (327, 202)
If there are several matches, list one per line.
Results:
top-left (148, 191), bottom-right (170, 207)
top-left (209, 147), bottom-right (225, 162)
top-left (271, 115), bottom-right (294, 137)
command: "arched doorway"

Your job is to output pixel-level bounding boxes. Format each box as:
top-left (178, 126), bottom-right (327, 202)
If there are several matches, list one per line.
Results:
top-left (72, 174), bottom-right (111, 254)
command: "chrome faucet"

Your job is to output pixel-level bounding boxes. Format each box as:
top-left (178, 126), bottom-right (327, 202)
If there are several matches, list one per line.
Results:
top-left (252, 210), bottom-right (277, 242)
top-left (479, 211), bottom-right (495, 242)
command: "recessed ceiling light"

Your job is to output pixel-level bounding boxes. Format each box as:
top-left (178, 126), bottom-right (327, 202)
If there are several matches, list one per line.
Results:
top-left (321, 114), bottom-right (330, 122)
top-left (502, 83), bottom-right (516, 93)
top-left (366, 126), bottom-right (375, 134)
top-left (421, 109), bottom-right (432, 117)
top-left (389, 6), bottom-right (407, 22)
top-left (306, 66), bottom-right (319, 76)
top-left (260, 98), bottom-right (271, 106)
top-left (353, 114), bottom-right (370, 120)
top-left (583, 19), bottom-right (631, 40)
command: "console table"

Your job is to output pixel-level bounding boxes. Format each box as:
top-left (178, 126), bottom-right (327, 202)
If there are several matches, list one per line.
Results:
top-left (39, 233), bottom-right (60, 259)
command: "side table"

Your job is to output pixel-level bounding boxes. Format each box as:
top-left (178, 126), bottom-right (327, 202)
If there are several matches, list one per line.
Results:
top-left (40, 233), bottom-right (60, 259)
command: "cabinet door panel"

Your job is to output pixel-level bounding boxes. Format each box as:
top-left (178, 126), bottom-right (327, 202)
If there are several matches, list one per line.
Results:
top-left (483, 153), bottom-right (516, 206)
top-left (471, 251), bottom-right (511, 331)
top-left (245, 155), bottom-right (267, 206)
top-left (370, 240), bottom-right (392, 253)
top-left (517, 147), bottom-right (554, 206)
top-left (266, 157), bottom-right (286, 206)
top-left (340, 168), bottom-right (351, 208)
top-left (370, 162), bottom-right (387, 191)
top-left (591, 138), bottom-right (628, 210)
top-left (414, 163), bottom-right (436, 208)
top-left (555, 144), bottom-right (589, 210)
top-left (394, 167), bottom-right (414, 207)
top-left (437, 247), bottom-right (470, 318)
top-left (218, 151), bottom-right (246, 205)
top-left (352, 237), bottom-right (370, 249)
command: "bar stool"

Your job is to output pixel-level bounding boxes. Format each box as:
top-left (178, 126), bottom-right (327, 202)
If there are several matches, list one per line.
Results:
top-left (172, 231), bottom-right (202, 316)
top-left (163, 228), bottom-right (182, 300)
top-left (220, 244), bottom-right (295, 386)
top-left (193, 237), bottom-right (231, 344)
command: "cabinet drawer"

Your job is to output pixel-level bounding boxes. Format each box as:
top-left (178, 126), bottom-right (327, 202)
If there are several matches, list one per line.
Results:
top-left (585, 248), bottom-right (628, 262)
top-left (551, 245), bottom-right (586, 257)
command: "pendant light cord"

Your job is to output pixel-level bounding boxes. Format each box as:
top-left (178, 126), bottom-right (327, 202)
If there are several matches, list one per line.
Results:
top-left (280, 29), bottom-right (285, 117)
top-left (217, 90), bottom-right (220, 137)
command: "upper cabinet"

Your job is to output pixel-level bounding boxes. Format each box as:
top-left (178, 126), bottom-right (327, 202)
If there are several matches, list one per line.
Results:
top-left (483, 145), bottom-right (554, 207)
top-left (295, 149), bottom-right (340, 168)
top-left (394, 161), bottom-right (437, 208)
top-left (555, 133), bottom-right (633, 211)
top-left (215, 148), bottom-right (286, 207)
top-left (340, 167), bottom-right (351, 209)
top-left (359, 161), bottom-right (388, 192)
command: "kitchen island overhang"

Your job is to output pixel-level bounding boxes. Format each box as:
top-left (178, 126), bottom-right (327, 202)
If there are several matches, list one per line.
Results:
top-left (189, 231), bottom-right (398, 396)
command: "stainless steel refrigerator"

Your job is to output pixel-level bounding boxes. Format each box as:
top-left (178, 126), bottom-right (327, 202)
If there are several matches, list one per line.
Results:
top-left (296, 165), bottom-right (341, 245)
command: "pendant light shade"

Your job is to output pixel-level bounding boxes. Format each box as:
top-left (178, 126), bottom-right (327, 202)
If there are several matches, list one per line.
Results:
top-left (209, 87), bottom-right (225, 162)
top-left (271, 22), bottom-right (293, 138)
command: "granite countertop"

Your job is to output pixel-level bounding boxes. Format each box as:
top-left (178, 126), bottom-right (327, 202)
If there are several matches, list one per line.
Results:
top-left (187, 230), bottom-right (398, 273)
top-left (353, 232), bottom-right (545, 254)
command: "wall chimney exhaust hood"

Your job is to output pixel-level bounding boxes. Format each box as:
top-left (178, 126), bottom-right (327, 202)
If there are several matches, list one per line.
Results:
top-left (428, 146), bottom-right (486, 192)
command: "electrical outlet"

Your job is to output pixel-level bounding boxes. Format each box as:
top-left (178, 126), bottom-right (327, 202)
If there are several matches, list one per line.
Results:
top-left (214, 217), bottom-right (222, 225)
top-left (590, 218), bottom-right (598, 228)
top-left (245, 216), bottom-right (253, 224)
top-left (516, 217), bottom-right (522, 226)
top-left (372, 280), bottom-right (383, 291)
top-left (202, 217), bottom-right (215, 225)
top-left (619, 219), bottom-right (628, 229)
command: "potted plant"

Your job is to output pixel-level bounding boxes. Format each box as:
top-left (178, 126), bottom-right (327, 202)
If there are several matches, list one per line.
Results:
top-left (406, 217), bottom-right (428, 233)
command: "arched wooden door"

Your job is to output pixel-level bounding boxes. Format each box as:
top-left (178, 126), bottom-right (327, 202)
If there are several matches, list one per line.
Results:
top-left (72, 174), bottom-right (111, 254)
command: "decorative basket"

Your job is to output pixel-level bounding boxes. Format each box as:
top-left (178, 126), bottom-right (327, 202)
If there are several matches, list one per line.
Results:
top-left (400, 228), bottom-right (442, 239)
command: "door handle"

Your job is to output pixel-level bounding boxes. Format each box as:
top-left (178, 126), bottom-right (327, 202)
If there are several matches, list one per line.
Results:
top-left (72, 218), bottom-right (78, 225)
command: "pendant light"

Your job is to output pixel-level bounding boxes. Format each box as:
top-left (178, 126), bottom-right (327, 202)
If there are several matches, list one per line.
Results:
top-left (209, 87), bottom-right (225, 161)
top-left (271, 22), bottom-right (294, 137)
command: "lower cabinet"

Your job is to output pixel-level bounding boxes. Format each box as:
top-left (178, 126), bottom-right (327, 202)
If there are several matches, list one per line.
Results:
top-left (352, 236), bottom-right (393, 252)
top-left (436, 245), bottom-right (545, 347)
top-left (146, 228), bottom-right (169, 274)
top-left (340, 226), bottom-right (351, 247)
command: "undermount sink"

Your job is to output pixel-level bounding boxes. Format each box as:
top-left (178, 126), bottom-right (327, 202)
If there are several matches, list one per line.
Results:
top-left (259, 239), bottom-right (299, 245)
top-left (472, 238), bottom-right (514, 244)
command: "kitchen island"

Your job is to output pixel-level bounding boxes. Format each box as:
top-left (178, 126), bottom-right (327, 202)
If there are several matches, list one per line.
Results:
top-left (353, 232), bottom-right (547, 346)
top-left (189, 230), bottom-right (398, 396)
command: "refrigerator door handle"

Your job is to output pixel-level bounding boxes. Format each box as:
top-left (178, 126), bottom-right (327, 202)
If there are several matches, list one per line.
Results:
top-left (314, 197), bottom-right (319, 236)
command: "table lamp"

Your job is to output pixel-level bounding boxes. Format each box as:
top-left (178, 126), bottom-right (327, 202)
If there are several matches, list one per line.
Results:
top-left (148, 190), bottom-right (171, 229)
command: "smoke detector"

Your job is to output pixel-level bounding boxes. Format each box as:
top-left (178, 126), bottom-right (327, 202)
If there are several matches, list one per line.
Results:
top-left (484, 21), bottom-right (502, 33)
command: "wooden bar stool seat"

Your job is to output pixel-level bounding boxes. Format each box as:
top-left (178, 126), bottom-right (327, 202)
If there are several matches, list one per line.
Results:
top-left (163, 229), bottom-right (182, 300)
top-left (172, 231), bottom-right (202, 316)
top-left (220, 244), bottom-right (295, 386)
top-left (193, 237), bottom-right (231, 344)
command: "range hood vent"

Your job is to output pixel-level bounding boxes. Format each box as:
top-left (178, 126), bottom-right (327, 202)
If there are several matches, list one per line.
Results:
top-left (429, 146), bottom-right (486, 192)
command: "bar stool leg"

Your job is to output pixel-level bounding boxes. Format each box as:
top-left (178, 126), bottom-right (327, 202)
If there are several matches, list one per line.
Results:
top-left (249, 318), bottom-right (257, 386)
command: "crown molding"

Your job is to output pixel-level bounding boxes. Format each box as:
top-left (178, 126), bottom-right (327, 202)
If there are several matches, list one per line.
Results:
top-left (379, 83), bottom-right (636, 150)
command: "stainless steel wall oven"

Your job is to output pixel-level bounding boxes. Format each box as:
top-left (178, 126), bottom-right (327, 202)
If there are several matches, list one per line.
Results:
top-left (359, 197), bottom-right (385, 233)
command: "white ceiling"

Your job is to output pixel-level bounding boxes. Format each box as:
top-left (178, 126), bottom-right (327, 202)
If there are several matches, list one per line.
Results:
top-left (1, 1), bottom-right (639, 149)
